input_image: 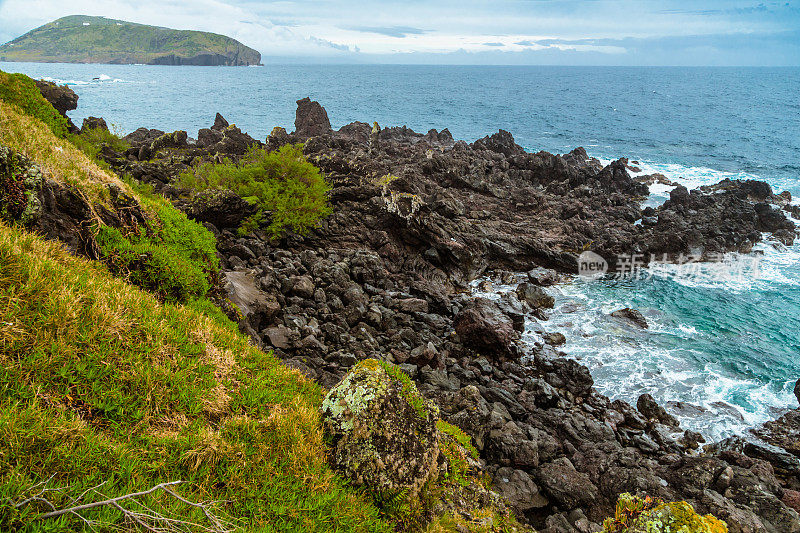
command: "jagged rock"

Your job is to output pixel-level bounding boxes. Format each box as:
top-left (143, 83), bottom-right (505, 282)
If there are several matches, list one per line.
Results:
top-left (321, 360), bottom-right (440, 498)
top-left (81, 116), bottom-right (108, 133)
top-left (637, 393), bottom-right (680, 428)
top-left (212, 112), bottom-right (229, 131)
top-left (611, 308), bottom-right (649, 329)
top-left (34, 79), bottom-right (78, 132)
top-left (295, 97), bottom-right (331, 137)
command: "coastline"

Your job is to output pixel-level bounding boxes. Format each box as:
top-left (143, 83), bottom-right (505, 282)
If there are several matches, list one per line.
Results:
top-left (4, 73), bottom-right (800, 531)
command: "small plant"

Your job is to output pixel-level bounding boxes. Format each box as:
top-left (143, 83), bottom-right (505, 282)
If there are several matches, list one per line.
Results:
top-left (180, 143), bottom-right (332, 238)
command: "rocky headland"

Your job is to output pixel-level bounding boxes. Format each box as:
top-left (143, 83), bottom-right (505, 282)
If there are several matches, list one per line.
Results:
top-left (12, 84), bottom-right (800, 532)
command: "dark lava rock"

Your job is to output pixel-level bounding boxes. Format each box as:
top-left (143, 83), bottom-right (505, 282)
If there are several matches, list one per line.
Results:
top-left (212, 112), bottom-right (229, 131)
top-left (637, 393), bottom-right (679, 428)
top-left (611, 308), bottom-right (648, 329)
top-left (295, 97), bottom-right (331, 137)
top-left (34, 79), bottom-right (79, 132)
top-left (516, 283), bottom-right (555, 310)
top-left (187, 189), bottom-right (257, 229)
top-left (81, 116), bottom-right (108, 133)
top-left (453, 298), bottom-right (519, 359)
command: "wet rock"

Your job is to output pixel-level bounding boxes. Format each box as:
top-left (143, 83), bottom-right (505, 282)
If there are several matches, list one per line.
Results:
top-left (611, 308), bottom-right (649, 329)
top-left (321, 360), bottom-right (440, 498)
top-left (516, 283), bottom-right (555, 310)
top-left (527, 267), bottom-right (559, 286)
top-left (637, 393), bottom-right (679, 428)
top-left (544, 332), bottom-right (566, 346)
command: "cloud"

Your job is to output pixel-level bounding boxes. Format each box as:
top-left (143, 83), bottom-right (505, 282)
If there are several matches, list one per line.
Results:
top-left (0, 0), bottom-right (798, 65)
top-left (343, 25), bottom-right (428, 38)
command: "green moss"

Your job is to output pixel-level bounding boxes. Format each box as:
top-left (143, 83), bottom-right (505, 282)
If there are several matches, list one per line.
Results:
top-left (0, 70), bottom-right (70, 138)
top-left (374, 359), bottom-right (430, 419)
top-left (437, 420), bottom-right (478, 460)
top-left (180, 143), bottom-right (332, 238)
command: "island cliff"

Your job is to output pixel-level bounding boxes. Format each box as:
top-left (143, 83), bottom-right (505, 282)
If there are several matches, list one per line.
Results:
top-left (0, 15), bottom-right (262, 66)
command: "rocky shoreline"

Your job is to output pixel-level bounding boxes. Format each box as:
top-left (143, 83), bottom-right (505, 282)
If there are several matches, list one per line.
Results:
top-left (23, 86), bottom-right (800, 531)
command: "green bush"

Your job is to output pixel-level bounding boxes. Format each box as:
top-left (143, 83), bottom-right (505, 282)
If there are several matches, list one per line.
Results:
top-left (180, 143), bottom-right (332, 238)
top-left (70, 126), bottom-right (130, 162)
top-left (0, 70), bottom-right (70, 138)
top-left (94, 197), bottom-right (219, 304)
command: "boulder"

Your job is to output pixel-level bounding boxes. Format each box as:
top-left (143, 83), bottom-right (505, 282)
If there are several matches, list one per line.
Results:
top-left (535, 457), bottom-right (599, 509)
top-left (795, 379), bottom-right (800, 406)
top-left (187, 189), bottom-right (257, 229)
top-left (611, 308), bottom-right (649, 329)
top-left (453, 298), bottom-right (519, 358)
top-left (81, 116), bottom-right (108, 133)
top-left (321, 360), bottom-right (440, 498)
top-left (295, 97), bottom-right (331, 137)
top-left (492, 467), bottom-right (548, 511)
top-left (516, 282), bottom-right (555, 310)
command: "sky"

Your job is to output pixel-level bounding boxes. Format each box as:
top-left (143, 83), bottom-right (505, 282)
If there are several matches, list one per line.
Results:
top-left (0, 0), bottom-right (799, 65)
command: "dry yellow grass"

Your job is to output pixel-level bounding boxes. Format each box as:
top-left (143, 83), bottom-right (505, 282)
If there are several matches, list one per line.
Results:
top-left (0, 99), bottom-right (130, 204)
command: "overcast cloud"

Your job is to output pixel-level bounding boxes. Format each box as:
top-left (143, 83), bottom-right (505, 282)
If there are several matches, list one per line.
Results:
top-left (0, 0), bottom-right (798, 65)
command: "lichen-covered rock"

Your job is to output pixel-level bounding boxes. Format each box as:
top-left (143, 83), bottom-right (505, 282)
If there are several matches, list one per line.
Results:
top-left (602, 493), bottom-right (727, 533)
top-left (321, 359), bottom-right (440, 499)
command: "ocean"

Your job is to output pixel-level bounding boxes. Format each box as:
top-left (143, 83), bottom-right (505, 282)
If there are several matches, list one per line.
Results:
top-left (2, 61), bottom-right (799, 441)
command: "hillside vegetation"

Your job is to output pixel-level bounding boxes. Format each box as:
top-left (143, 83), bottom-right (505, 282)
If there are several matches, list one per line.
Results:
top-left (0, 71), bottom-right (390, 532)
top-left (0, 15), bottom-right (261, 66)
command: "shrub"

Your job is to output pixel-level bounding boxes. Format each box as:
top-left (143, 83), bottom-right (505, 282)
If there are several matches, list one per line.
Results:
top-left (70, 126), bottom-right (130, 162)
top-left (0, 70), bottom-right (70, 138)
top-left (94, 197), bottom-right (219, 304)
top-left (180, 143), bottom-right (332, 238)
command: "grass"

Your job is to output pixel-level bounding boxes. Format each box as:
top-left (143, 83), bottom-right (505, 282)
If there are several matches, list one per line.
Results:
top-left (1, 88), bottom-right (220, 305)
top-left (0, 222), bottom-right (391, 532)
top-left (0, 71), bottom-right (70, 138)
top-left (94, 194), bottom-right (220, 303)
top-left (0, 98), bottom-right (120, 207)
top-left (180, 144), bottom-right (332, 238)
top-left (70, 125), bottom-right (130, 166)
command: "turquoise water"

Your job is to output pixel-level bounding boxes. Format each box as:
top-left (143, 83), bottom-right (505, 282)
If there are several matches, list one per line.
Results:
top-left (2, 62), bottom-right (798, 438)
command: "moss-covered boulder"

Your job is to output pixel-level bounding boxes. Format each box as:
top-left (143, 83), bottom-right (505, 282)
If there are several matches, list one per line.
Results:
top-left (321, 359), bottom-right (441, 500)
top-left (602, 493), bottom-right (728, 533)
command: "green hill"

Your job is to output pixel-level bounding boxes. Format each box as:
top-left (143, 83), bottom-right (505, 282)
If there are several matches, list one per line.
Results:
top-left (0, 15), bottom-right (261, 66)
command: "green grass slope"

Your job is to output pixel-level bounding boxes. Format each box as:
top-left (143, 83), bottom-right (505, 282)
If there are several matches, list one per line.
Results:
top-left (0, 70), bottom-right (389, 532)
top-left (0, 222), bottom-right (390, 531)
top-left (0, 15), bottom-right (261, 66)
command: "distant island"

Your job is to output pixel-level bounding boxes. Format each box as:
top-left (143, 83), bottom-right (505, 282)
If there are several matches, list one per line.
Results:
top-left (0, 15), bottom-right (262, 66)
